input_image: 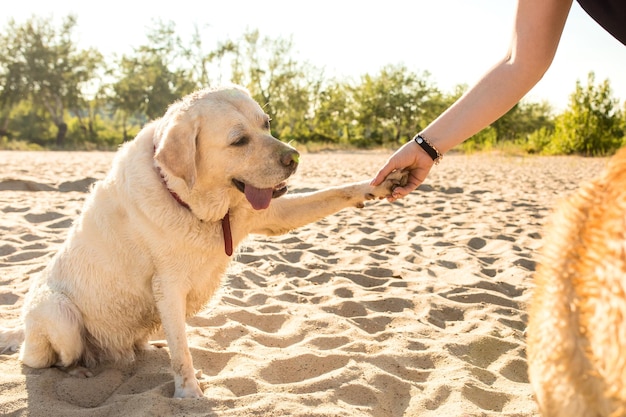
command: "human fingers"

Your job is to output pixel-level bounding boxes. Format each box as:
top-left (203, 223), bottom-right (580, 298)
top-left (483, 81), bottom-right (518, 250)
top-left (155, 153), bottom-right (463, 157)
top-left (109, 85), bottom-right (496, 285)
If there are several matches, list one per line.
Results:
top-left (388, 164), bottom-right (432, 201)
top-left (388, 183), bottom-right (416, 202)
top-left (370, 160), bottom-right (399, 186)
top-left (370, 143), bottom-right (417, 186)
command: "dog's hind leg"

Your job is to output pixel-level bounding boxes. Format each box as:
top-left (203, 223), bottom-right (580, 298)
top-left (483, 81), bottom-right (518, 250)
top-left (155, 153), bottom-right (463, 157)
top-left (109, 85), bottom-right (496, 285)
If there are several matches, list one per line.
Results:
top-left (0, 326), bottom-right (25, 354)
top-left (20, 325), bottom-right (58, 368)
top-left (21, 292), bottom-right (85, 370)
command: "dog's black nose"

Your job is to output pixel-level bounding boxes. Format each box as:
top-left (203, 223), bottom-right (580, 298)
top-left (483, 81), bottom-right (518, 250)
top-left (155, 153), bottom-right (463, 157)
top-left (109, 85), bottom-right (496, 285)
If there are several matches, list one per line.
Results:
top-left (281, 149), bottom-right (300, 169)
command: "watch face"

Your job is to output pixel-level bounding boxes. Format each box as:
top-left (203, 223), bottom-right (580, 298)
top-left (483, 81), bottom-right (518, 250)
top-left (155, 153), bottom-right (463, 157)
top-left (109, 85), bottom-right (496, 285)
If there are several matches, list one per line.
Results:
top-left (417, 137), bottom-right (423, 144)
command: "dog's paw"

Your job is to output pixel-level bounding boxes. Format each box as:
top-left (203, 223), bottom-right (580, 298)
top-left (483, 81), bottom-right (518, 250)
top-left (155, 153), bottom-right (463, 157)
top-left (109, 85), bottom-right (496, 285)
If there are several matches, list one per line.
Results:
top-left (174, 385), bottom-right (203, 399)
top-left (174, 378), bottom-right (204, 398)
top-left (366, 170), bottom-right (409, 201)
top-left (61, 365), bottom-right (94, 378)
top-left (148, 340), bottom-right (168, 349)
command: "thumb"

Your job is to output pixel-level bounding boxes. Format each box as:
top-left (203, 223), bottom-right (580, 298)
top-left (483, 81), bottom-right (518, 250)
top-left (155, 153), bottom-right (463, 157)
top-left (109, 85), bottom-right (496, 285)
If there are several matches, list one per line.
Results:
top-left (370, 162), bottom-right (397, 186)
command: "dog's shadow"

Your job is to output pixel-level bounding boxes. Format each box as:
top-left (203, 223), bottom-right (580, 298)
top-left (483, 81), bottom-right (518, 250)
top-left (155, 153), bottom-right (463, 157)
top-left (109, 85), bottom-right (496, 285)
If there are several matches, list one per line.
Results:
top-left (21, 347), bottom-right (217, 416)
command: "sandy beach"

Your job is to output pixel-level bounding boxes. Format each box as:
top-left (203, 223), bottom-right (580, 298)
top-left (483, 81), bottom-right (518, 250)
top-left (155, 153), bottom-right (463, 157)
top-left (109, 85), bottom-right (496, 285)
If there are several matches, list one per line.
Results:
top-left (0, 150), bottom-right (607, 417)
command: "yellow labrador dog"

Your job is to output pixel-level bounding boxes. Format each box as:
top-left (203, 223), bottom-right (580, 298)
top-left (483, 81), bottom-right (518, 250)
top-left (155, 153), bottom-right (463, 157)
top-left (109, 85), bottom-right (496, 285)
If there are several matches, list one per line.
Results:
top-left (527, 146), bottom-right (626, 416)
top-left (0, 86), bottom-right (406, 398)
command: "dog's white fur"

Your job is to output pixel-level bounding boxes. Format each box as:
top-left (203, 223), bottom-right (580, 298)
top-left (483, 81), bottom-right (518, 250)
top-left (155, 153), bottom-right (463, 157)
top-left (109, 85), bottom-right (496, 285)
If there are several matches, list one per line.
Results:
top-left (0, 86), bottom-right (405, 397)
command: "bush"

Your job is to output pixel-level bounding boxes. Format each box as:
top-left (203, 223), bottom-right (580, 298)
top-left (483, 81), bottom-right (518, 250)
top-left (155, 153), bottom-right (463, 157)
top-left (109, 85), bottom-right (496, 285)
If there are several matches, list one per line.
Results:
top-left (545, 73), bottom-right (623, 156)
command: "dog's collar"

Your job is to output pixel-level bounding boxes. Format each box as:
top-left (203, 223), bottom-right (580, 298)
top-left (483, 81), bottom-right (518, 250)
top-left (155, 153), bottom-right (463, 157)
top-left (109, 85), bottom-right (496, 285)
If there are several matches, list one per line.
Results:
top-left (221, 211), bottom-right (233, 256)
top-left (153, 146), bottom-right (233, 257)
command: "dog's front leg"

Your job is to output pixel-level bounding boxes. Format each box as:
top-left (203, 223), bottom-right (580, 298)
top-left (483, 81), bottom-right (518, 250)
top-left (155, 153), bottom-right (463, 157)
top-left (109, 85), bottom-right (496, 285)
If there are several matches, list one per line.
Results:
top-left (254, 171), bottom-right (407, 236)
top-left (153, 276), bottom-right (203, 398)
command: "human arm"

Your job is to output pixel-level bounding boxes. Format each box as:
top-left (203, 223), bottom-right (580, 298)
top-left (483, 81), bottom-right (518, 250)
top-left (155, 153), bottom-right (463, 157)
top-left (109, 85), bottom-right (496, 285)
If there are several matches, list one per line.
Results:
top-left (372, 0), bottom-right (574, 201)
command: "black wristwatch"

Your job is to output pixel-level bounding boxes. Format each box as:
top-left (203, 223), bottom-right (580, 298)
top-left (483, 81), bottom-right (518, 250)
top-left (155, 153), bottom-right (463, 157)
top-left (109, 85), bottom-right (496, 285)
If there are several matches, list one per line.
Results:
top-left (413, 134), bottom-right (443, 165)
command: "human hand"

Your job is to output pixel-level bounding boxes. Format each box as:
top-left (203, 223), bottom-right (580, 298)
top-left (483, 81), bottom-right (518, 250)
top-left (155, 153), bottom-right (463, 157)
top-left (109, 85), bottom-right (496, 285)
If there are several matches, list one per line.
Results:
top-left (370, 141), bottom-right (434, 202)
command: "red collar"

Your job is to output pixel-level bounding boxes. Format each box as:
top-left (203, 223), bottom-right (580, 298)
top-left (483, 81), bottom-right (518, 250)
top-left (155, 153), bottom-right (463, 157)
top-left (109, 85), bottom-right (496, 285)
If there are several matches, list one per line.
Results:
top-left (153, 147), bottom-right (233, 256)
top-left (221, 211), bottom-right (233, 256)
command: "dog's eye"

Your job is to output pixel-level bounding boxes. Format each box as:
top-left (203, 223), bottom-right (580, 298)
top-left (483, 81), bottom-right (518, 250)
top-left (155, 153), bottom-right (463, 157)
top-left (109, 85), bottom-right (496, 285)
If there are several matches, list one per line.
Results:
top-left (232, 136), bottom-right (250, 147)
top-left (264, 119), bottom-right (271, 130)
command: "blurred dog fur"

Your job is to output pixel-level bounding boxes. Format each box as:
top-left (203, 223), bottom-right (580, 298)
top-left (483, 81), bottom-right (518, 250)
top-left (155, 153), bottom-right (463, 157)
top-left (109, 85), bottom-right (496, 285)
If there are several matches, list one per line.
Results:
top-left (528, 146), bottom-right (626, 416)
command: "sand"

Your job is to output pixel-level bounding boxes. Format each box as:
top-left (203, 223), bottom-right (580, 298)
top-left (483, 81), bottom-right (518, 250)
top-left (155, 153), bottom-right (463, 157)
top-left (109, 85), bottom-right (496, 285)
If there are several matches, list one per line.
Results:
top-left (0, 150), bottom-right (607, 417)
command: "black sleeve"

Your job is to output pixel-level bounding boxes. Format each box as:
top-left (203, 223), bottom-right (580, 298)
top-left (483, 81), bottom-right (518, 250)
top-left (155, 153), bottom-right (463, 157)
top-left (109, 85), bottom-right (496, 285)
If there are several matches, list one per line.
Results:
top-left (577, 0), bottom-right (626, 45)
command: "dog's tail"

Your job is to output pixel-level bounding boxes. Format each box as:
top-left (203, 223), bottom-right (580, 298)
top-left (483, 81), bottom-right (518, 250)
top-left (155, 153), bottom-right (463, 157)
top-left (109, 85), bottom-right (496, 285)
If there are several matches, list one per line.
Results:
top-left (0, 325), bottom-right (25, 354)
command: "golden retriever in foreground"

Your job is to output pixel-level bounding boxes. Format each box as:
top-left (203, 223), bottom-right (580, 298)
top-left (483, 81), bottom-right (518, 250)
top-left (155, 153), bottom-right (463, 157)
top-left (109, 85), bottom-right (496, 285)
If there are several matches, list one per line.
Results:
top-left (527, 146), bottom-right (626, 416)
top-left (0, 86), bottom-right (406, 398)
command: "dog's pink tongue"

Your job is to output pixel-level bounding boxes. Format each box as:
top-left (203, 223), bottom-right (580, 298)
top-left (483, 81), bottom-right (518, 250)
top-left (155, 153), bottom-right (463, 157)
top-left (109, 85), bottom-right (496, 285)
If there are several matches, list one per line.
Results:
top-left (244, 185), bottom-right (273, 210)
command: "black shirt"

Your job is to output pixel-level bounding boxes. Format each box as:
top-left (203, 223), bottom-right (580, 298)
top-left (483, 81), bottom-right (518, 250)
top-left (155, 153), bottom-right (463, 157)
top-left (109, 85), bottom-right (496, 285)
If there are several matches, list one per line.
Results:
top-left (577, 0), bottom-right (626, 45)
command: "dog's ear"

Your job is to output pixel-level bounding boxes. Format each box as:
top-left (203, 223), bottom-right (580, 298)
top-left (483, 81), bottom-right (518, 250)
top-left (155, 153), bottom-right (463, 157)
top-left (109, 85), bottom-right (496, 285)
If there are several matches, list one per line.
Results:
top-left (154, 114), bottom-right (198, 189)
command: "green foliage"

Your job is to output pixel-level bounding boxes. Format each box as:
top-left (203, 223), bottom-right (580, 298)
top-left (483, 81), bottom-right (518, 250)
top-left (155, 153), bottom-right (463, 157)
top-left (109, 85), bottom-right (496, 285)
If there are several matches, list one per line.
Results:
top-left (230, 30), bottom-right (321, 142)
top-left (459, 126), bottom-right (498, 152)
top-left (5, 101), bottom-right (56, 144)
top-left (352, 65), bottom-right (442, 147)
top-left (0, 137), bottom-right (44, 150)
top-left (463, 100), bottom-right (556, 151)
top-left (543, 73), bottom-right (623, 155)
top-left (0, 16), bottom-right (624, 155)
top-left (523, 127), bottom-right (554, 154)
top-left (109, 19), bottom-right (198, 139)
top-left (0, 15), bottom-right (103, 147)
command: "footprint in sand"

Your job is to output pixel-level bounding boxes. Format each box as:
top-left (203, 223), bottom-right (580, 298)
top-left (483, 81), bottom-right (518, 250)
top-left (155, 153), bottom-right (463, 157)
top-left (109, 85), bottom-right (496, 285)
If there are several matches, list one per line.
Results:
top-left (254, 333), bottom-right (305, 349)
top-left (55, 369), bottom-right (125, 408)
top-left (0, 244), bottom-right (16, 257)
top-left (307, 335), bottom-right (352, 350)
top-left (463, 382), bottom-right (512, 412)
top-left (441, 284), bottom-right (522, 310)
top-left (333, 286), bottom-right (353, 298)
top-left (227, 310), bottom-right (290, 334)
top-left (47, 218), bottom-right (74, 230)
top-left (189, 349), bottom-right (238, 377)
top-left (323, 301), bottom-right (368, 318)
top-left (467, 237), bottom-right (487, 250)
top-left (0, 292), bottom-right (20, 305)
top-left (221, 377), bottom-right (258, 397)
top-left (499, 357), bottom-right (529, 383)
top-left (336, 383), bottom-right (379, 407)
top-left (423, 385), bottom-right (452, 410)
top-left (447, 336), bottom-right (519, 369)
top-left (19, 233), bottom-right (44, 242)
top-left (113, 371), bottom-right (175, 396)
top-left (58, 177), bottom-right (97, 193)
top-left (0, 179), bottom-right (55, 192)
top-left (6, 251), bottom-right (50, 263)
top-left (513, 257), bottom-right (536, 271)
top-left (351, 316), bottom-right (393, 334)
top-left (260, 354), bottom-right (349, 384)
top-left (473, 280), bottom-right (524, 297)
top-left (436, 259), bottom-right (458, 269)
top-left (24, 212), bottom-right (65, 224)
top-left (364, 297), bottom-right (413, 313)
top-left (340, 272), bottom-right (387, 289)
top-left (426, 303), bottom-right (465, 329)
top-left (2, 206), bottom-right (29, 213)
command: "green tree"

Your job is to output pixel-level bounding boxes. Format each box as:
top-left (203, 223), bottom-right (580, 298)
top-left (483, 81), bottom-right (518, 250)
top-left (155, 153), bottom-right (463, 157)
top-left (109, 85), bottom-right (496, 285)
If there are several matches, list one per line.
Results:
top-left (109, 19), bottom-right (197, 134)
top-left (0, 31), bottom-right (29, 139)
top-left (109, 56), bottom-right (151, 141)
top-left (312, 80), bottom-right (356, 143)
top-left (492, 101), bottom-right (554, 142)
top-left (352, 65), bottom-right (440, 146)
top-left (547, 72), bottom-right (622, 155)
top-left (179, 24), bottom-right (237, 88)
top-left (231, 30), bottom-right (320, 141)
top-left (617, 100), bottom-right (626, 147)
top-left (0, 15), bottom-right (103, 146)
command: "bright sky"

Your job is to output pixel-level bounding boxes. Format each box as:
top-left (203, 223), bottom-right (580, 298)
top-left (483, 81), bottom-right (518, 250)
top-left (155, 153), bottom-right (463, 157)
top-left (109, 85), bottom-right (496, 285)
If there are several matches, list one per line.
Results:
top-left (4, 0), bottom-right (626, 112)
